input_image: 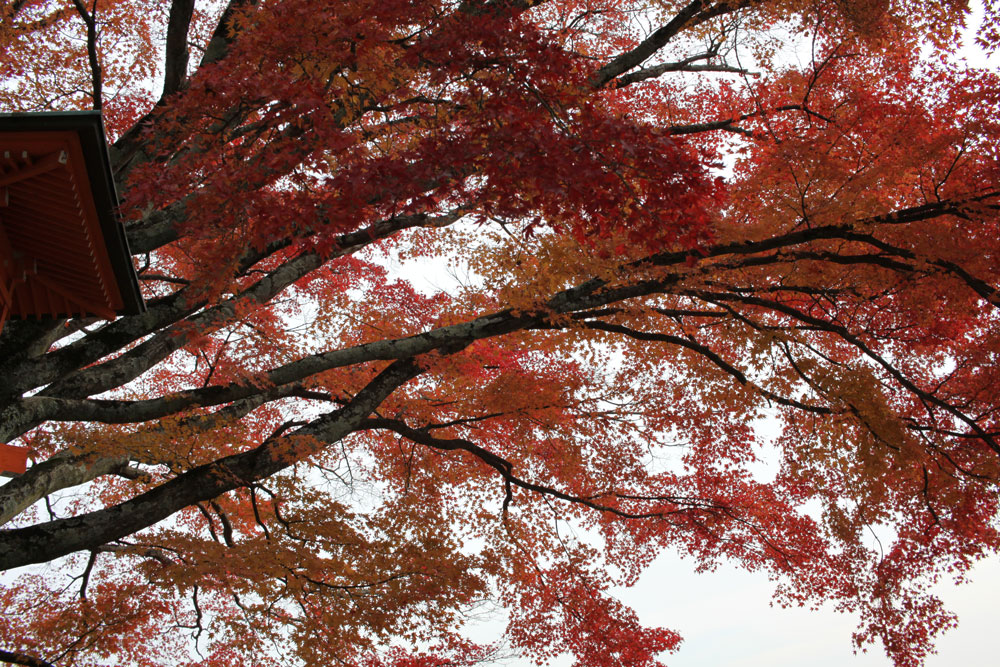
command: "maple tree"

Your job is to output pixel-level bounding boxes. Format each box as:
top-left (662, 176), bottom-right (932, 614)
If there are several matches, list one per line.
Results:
top-left (1, 0), bottom-right (999, 665)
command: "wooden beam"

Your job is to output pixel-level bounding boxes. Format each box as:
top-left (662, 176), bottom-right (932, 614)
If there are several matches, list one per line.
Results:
top-left (0, 150), bottom-right (67, 188)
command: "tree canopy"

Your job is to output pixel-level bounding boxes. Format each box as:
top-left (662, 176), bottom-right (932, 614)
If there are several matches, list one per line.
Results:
top-left (1, 1), bottom-right (999, 666)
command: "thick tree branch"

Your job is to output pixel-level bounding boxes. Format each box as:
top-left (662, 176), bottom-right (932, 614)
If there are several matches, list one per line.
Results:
top-left (198, 0), bottom-right (259, 68)
top-left (0, 205), bottom-right (457, 405)
top-left (0, 650), bottom-right (56, 667)
top-left (7, 197), bottom-right (992, 438)
top-left (162, 0), bottom-right (196, 98)
top-left (109, 0), bottom-right (260, 181)
top-left (38, 252), bottom-right (327, 400)
top-left (589, 0), bottom-right (750, 88)
top-left (0, 359), bottom-right (423, 570)
top-left (0, 452), bottom-right (134, 527)
top-left (34, 208), bottom-right (466, 402)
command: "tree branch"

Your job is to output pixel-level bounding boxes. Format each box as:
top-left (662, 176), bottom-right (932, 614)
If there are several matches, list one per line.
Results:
top-left (589, 0), bottom-right (750, 88)
top-left (0, 452), bottom-right (134, 527)
top-left (70, 0), bottom-right (102, 110)
top-left (0, 358), bottom-right (423, 570)
top-left (0, 650), bottom-right (56, 667)
top-left (162, 0), bottom-right (196, 98)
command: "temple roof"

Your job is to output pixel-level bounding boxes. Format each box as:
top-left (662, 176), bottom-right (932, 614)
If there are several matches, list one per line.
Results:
top-left (0, 111), bottom-right (144, 324)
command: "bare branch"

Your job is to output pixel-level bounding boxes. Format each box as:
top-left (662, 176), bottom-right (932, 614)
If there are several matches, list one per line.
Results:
top-left (70, 0), bottom-right (102, 110)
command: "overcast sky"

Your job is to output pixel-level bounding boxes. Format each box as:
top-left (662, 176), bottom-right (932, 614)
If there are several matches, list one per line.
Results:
top-left (616, 550), bottom-right (1000, 666)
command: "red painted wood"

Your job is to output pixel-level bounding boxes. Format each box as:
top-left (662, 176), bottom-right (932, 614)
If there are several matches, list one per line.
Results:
top-left (0, 444), bottom-right (30, 476)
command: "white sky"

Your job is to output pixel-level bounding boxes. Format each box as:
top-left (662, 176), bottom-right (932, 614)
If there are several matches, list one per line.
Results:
top-left (615, 550), bottom-right (1000, 666)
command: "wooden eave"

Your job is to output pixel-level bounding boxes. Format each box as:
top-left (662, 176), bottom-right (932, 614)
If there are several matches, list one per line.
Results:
top-left (0, 111), bottom-right (144, 326)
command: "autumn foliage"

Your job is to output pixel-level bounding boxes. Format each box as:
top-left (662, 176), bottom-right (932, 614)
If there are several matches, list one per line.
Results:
top-left (1, 1), bottom-right (1000, 666)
